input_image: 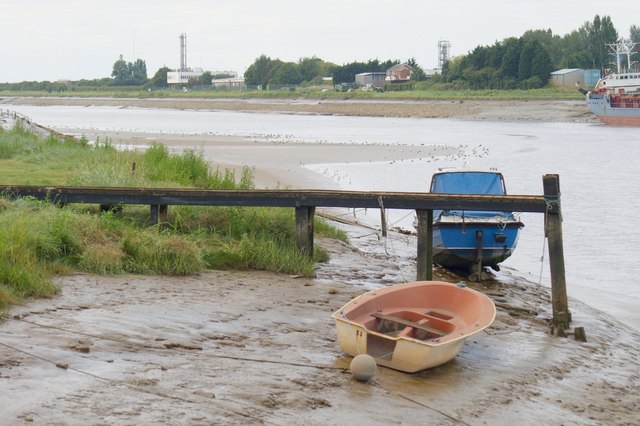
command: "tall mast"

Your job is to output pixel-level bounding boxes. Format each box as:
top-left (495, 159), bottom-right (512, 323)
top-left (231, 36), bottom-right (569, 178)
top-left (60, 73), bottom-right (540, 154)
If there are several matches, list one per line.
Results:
top-left (606, 39), bottom-right (637, 73)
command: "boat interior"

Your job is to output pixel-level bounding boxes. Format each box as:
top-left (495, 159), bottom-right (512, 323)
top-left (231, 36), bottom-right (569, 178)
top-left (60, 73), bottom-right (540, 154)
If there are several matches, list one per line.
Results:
top-left (366, 309), bottom-right (456, 340)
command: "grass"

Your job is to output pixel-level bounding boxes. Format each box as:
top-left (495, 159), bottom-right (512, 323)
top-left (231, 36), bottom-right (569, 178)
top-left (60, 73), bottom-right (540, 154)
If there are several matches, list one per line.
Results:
top-left (0, 123), bottom-right (347, 311)
top-left (0, 84), bottom-right (585, 101)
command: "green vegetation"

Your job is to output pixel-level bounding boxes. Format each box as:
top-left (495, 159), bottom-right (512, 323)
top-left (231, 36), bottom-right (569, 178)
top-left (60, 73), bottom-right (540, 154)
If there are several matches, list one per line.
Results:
top-left (0, 123), bottom-right (346, 311)
top-left (244, 55), bottom-right (337, 89)
top-left (0, 85), bottom-right (584, 101)
top-left (441, 16), bottom-right (624, 90)
top-left (111, 57), bottom-right (148, 86)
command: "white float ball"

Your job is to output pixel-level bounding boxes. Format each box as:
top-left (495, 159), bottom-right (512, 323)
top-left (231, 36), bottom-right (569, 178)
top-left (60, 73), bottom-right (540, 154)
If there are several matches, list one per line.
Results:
top-left (350, 354), bottom-right (377, 382)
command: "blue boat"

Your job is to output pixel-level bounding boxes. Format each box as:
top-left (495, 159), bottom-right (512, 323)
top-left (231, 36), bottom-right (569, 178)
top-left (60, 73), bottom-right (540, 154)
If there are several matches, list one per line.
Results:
top-left (430, 169), bottom-right (524, 277)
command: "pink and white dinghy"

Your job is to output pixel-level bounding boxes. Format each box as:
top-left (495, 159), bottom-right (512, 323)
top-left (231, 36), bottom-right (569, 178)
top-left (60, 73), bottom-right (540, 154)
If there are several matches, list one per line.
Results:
top-left (332, 281), bottom-right (496, 373)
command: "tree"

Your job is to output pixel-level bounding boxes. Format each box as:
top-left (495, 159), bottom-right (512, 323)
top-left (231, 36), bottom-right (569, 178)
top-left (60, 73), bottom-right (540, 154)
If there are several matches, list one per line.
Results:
top-left (111, 57), bottom-right (129, 83)
top-left (469, 46), bottom-right (488, 69)
top-left (586, 15), bottom-right (619, 71)
top-left (202, 71), bottom-right (213, 85)
top-left (485, 42), bottom-right (506, 69)
top-left (130, 59), bottom-right (147, 83)
top-left (501, 38), bottom-right (522, 79)
top-left (630, 25), bottom-right (640, 44)
top-left (530, 42), bottom-right (554, 83)
top-left (270, 62), bottom-right (303, 85)
top-left (557, 27), bottom-right (591, 69)
top-left (298, 57), bottom-right (323, 82)
top-left (406, 58), bottom-right (426, 81)
top-left (522, 29), bottom-right (563, 67)
top-left (111, 56), bottom-right (147, 86)
top-left (244, 55), bottom-right (275, 88)
top-left (149, 66), bottom-right (170, 88)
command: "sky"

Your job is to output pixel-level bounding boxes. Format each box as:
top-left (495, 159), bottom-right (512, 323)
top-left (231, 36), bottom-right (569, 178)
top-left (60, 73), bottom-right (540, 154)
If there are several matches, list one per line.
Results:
top-left (1, 0), bottom-right (638, 83)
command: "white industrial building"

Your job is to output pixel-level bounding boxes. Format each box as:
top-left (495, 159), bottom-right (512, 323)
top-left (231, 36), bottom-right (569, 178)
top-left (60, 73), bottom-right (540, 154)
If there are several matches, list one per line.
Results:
top-left (549, 69), bottom-right (584, 87)
top-left (167, 69), bottom-right (204, 84)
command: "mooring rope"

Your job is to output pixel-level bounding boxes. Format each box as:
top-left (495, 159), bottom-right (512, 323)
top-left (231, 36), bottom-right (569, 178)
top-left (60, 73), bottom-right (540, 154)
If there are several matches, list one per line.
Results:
top-left (539, 236), bottom-right (547, 286)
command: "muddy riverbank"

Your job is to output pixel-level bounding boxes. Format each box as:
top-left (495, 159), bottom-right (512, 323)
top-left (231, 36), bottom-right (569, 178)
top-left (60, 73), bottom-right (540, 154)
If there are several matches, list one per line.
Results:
top-left (1, 230), bottom-right (639, 425)
top-left (1, 95), bottom-right (596, 122)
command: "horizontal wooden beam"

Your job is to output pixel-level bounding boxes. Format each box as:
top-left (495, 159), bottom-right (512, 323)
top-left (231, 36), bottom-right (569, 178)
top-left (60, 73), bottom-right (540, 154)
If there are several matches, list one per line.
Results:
top-left (0, 185), bottom-right (547, 213)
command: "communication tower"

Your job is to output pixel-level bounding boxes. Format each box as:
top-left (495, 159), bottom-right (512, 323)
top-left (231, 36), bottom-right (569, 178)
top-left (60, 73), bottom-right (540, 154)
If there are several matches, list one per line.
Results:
top-left (437, 40), bottom-right (451, 71)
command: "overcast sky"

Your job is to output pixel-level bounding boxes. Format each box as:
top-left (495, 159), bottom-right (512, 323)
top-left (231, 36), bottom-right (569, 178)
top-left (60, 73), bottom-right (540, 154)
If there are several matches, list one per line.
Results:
top-left (1, 0), bottom-right (638, 83)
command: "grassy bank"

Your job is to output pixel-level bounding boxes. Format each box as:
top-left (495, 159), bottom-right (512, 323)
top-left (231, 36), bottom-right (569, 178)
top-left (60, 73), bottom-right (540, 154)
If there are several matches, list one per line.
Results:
top-left (0, 123), bottom-right (346, 311)
top-left (0, 85), bottom-right (584, 101)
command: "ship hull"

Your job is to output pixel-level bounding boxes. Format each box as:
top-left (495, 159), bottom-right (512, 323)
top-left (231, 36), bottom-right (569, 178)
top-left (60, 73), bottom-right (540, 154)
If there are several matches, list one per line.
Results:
top-left (587, 93), bottom-right (640, 126)
top-left (596, 114), bottom-right (640, 126)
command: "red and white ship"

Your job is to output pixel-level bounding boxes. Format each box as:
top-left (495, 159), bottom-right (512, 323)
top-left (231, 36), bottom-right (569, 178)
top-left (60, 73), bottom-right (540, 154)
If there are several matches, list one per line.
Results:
top-left (584, 40), bottom-right (640, 126)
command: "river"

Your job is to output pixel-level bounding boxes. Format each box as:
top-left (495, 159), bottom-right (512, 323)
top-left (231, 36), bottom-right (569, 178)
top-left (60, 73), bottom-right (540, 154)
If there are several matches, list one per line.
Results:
top-left (4, 104), bottom-right (639, 331)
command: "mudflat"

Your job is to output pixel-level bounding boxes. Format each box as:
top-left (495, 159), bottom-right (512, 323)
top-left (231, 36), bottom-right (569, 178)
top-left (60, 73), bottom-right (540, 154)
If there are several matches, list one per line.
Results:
top-left (2, 95), bottom-right (596, 122)
top-left (1, 233), bottom-right (638, 425)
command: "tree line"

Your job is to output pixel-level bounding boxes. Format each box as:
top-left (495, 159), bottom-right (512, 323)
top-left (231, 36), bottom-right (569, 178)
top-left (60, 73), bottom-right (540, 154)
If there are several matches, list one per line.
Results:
top-left (243, 56), bottom-right (430, 88)
top-left (243, 55), bottom-right (336, 88)
top-left (441, 15), bottom-right (639, 89)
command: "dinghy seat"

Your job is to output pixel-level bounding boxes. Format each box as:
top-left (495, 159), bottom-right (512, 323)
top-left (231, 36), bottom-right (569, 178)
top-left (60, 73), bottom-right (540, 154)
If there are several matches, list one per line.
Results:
top-left (371, 312), bottom-right (448, 338)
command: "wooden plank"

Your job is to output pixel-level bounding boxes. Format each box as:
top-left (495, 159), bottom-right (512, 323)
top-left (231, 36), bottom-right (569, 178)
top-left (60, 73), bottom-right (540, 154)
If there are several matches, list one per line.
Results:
top-left (0, 185), bottom-right (548, 213)
top-left (371, 312), bottom-right (446, 337)
top-left (543, 174), bottom-right (570, 333)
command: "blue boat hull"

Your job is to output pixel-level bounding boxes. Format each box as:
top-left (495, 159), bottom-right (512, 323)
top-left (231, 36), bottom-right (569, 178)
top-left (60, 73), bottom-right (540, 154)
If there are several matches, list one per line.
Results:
top-left (433, 220), bottom-right (522, 270)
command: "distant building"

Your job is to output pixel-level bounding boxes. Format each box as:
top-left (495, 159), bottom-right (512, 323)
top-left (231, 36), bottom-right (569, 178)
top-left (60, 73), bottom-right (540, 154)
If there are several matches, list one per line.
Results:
top-left (167, 68), bottom-right (204, 85)
top-left (211, 77), bottom-right (245, 88)
top-left (424, 69), bottom-right (439, 78)
top-left (550, 69), bottom-right (584, 87)
top-left (583, 69), bottom-right (601, 87)
top-left (355, 72), bottom-right (387, 88)
top-left (386, 63), bottom-right (413, 81)
top-left (211, 71), bottom-right (238, 78)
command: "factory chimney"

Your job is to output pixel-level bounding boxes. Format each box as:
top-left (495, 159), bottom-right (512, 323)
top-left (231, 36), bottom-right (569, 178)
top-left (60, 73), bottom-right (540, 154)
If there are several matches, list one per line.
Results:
top-left (179, 33), bottom-right (187, 71)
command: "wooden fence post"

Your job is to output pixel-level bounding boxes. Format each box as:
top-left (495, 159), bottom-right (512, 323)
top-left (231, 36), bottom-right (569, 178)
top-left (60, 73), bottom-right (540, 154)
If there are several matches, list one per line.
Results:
top-left (543, 174), bottom-right (571, 334)
top-left (295, 206), bottom-right (315, 257)
top-left (416, 209), bottom-right (433, 281)
top-left (150, 205), bottom-right (169, 226)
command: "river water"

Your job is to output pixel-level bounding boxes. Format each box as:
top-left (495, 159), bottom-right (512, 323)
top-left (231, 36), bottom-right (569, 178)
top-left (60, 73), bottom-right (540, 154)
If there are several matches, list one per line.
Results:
top-left (5, 104), bottom-right (639, 330)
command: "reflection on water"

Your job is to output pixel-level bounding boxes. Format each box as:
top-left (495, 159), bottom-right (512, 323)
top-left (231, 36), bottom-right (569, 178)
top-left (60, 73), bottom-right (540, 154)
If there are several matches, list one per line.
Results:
top-left (6, 104), bottom-right (640, 330)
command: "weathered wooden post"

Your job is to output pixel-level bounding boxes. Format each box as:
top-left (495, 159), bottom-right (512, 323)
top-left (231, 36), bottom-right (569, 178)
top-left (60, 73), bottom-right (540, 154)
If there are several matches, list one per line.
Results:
top-left (150, 205), bottom-right (169, 226)
top-left (295, 206), bottom-right (315, 257)
top-left (416, 209), bottom-right (433, 281)
top-left (378, 196), bottom-right (388, 237)
top-left (543, 174), bottom-right (571, 335)
top-left (469, 230), bottom-right (484, 282)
